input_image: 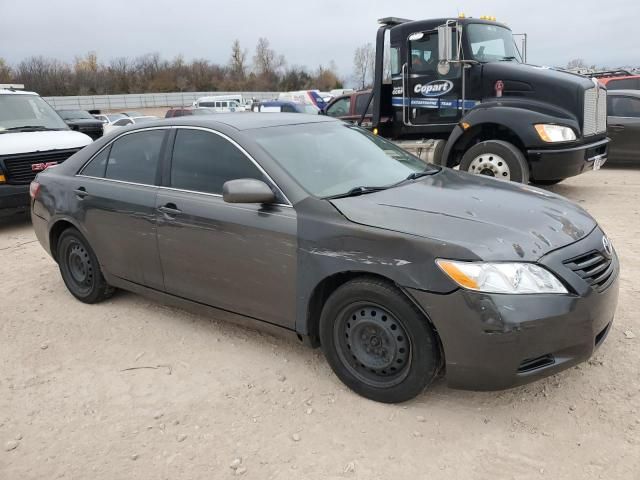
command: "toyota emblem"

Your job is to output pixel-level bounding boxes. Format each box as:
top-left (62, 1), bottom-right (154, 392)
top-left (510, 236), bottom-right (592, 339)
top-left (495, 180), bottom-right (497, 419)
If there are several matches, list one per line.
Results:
top-left (602, 236), bottom-right (613, 258)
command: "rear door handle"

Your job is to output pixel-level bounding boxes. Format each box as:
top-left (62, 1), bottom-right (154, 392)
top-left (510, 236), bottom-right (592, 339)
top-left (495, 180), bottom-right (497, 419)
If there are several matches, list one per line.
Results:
top-left (609, 124), bottom-right (625, 130)
top-left (157, 203), bottom-right (182, 216)
top-left (74, 187), bottom-right (88, 198)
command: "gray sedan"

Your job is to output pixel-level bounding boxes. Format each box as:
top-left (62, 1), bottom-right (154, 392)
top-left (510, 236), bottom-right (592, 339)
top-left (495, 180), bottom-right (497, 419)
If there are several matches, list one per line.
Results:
top-left (30, 114), bottom-right (619, 402)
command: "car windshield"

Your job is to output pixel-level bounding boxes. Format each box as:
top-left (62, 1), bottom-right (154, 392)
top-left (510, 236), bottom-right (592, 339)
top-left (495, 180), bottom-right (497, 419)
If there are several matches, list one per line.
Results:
top-left (253, 122), bottom-right (436, 198)
top-left (467, 24), bottom-right (520, 62)
top-left (304, 105), bottom-right (320, 114)
top-left (58, 110), bottom-right (94, 120)
top-left (0, 94), bottom-right (69, 131)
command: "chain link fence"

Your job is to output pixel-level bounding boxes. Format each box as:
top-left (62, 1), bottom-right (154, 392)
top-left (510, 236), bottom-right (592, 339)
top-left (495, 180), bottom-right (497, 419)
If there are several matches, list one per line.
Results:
top-left (43, 91), bottom-right (281, 111)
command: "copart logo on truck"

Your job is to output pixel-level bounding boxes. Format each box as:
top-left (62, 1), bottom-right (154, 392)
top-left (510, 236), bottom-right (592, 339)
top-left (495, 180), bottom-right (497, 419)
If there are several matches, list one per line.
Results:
top-left (414, 80), bottom-right (454, 97)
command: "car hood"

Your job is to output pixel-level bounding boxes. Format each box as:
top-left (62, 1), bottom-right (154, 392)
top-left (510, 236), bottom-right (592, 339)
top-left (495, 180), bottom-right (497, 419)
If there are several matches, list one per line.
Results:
top-left (0, 130), bottom-right (92, 155)
top-left (329, 168), bottom-right (597, 261)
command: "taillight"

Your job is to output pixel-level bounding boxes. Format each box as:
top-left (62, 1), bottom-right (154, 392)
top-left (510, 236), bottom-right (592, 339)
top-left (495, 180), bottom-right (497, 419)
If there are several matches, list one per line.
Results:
top-left (29, 181), bottom-right (41, 199)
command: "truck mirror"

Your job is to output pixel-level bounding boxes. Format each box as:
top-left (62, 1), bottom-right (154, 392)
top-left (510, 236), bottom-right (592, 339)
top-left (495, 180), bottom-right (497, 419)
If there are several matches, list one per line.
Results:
top-left (438, 25), bottom-right (455, 62)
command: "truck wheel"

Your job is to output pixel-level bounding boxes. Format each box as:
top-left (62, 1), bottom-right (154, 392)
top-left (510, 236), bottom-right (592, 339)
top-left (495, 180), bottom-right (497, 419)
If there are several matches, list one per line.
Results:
top-left (460, 140), bottom-right (530, 184)
top-left (319, 277), bottom-right (440, 403)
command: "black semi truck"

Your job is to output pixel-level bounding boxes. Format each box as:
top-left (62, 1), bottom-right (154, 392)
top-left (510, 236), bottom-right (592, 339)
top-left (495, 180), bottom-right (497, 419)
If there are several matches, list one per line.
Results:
top-left (365, 16), bottom-right (609, 184)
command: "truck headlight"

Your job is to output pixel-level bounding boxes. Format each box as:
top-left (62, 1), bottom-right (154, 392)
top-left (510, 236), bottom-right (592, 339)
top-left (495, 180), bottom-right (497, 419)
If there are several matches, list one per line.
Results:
top-left (436, 259), bottom-right (568, 294)
top-left (534, 124), bottom-right (576, 142)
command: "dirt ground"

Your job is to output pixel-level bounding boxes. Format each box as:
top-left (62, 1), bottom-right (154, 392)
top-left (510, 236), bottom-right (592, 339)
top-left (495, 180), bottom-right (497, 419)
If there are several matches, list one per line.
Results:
top-left (1, 166), bottom-right (639, 479)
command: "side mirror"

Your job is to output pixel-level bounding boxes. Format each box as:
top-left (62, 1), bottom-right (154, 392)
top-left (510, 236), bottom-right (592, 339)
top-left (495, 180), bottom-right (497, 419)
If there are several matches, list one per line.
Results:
top-left (438, 25), bottom-right (455, 62)
top-left (222, 179), bottom-right (276, 204)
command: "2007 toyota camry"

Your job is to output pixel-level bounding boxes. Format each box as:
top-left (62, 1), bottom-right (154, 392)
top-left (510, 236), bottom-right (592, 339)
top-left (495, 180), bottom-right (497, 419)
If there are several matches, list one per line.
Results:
top-left (30, 114), bottom-right (619, 403)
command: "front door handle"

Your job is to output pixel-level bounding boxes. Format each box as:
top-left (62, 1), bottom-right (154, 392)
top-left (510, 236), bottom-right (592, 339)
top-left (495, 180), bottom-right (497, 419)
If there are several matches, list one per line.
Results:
top-left (609, 124), bottom-right (625, 131)
top-left (157, 203), bottom-right (182, 216)
top-left (74, 187), bottom-right (88, 198)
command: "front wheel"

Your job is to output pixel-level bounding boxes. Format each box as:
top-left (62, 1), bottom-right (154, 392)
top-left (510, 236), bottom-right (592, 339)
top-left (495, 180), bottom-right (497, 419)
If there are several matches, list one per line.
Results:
top-left (460, 140), bottom-right (530, 184)
top-left (319, 277), bottom-right (440, 403)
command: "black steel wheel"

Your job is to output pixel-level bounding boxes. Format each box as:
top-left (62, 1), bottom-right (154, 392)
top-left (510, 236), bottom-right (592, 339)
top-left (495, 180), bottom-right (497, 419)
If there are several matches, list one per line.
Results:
top-left (336, 303), bottom-right (411, 388)
top-left (57, 228), bottom-right (114, 304)
top-left (320, 277), bottom-right (440, 403)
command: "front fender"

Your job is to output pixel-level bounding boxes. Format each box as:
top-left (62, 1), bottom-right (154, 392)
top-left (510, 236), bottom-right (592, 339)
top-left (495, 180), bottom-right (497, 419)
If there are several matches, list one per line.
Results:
top-left (441, 102), bottom-right (582, 167)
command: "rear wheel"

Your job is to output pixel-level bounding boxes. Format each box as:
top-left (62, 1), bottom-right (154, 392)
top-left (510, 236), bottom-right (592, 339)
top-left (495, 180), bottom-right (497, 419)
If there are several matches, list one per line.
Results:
top-left (460, 140), bottom-right (530, 184)
top-left (319, 277), bottom-right (440, 403)
top-left (57, 228), bottom-right (114, 304)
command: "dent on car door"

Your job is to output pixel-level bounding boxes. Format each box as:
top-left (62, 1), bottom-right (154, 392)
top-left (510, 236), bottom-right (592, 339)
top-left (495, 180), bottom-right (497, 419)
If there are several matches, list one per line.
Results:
top-left (75, 128), bottom-right (168, 289)
top-left (156, 128), bottom-right (297, 328)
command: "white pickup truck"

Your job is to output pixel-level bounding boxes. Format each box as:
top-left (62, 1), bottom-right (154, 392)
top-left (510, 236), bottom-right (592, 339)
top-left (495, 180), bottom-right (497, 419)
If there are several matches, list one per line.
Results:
top-left (0, 85), bottom-right (92, 216)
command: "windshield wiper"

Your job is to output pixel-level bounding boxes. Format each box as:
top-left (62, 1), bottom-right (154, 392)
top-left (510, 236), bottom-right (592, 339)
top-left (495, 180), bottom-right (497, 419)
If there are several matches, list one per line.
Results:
top-left (325, 186), bottom-right (388, 200)
top-left (500, 56), bottom-right (518, 62)
top-left (404, 169), bottom-right (439, 181)
top-left (4, 125), bottom-right (60, 132)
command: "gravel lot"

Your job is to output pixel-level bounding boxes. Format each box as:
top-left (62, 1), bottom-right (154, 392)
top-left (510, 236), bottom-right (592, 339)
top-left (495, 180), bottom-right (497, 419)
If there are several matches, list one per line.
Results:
top-left (1, 167), bottom-right (639, 479)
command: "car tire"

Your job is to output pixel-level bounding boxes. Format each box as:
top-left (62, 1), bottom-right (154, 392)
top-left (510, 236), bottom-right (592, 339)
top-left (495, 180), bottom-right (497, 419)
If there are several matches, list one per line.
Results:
top-left (57, 228), bottom-right (114, 304)
top-left (460, 140), bottom-right (530, 183)
top-left (319, 277), bottom-right (440, 403)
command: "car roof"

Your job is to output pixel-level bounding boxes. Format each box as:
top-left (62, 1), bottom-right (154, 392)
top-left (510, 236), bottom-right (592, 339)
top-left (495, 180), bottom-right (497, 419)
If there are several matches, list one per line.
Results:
top-left (140, 113), bottom-right (337, 131)
top-left (607, 89), bottom-right (640, 97)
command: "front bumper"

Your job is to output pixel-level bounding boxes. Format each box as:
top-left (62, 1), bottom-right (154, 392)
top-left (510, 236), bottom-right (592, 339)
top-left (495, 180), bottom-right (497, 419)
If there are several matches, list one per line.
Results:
top-left (0, 183), bottom-right (30, 215)
top-left (407, 228), bottom-right (620, 391)
top-left (527, 137), bottom-right (609, 181)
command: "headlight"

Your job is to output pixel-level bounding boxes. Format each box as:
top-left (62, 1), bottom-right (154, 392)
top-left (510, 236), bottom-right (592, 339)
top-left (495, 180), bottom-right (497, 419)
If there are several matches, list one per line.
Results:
top-left (534, 124), bottom-right (576, 142)
top-left (436, 259), bottom-right (568, 294)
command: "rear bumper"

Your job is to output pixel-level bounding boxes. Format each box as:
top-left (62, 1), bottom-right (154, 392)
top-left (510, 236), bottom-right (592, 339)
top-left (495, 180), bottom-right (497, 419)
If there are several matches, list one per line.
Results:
top-left (406, 228), bottom-right (620, 391)
top-left (0, 184), bottom-right (30, 214)
top-left (527, 137), bottom-right (609, 181)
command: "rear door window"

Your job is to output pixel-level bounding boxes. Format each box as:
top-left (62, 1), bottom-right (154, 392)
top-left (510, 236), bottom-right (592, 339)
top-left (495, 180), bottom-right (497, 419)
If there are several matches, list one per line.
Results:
top-left (170, 129), bottom-right (266, 194)
top-left (81, 146), bottom-right (110, 177)
top-left (104, 130), bottom-right (165, 184)
top-left (355, 94), bottom-right (372, 116)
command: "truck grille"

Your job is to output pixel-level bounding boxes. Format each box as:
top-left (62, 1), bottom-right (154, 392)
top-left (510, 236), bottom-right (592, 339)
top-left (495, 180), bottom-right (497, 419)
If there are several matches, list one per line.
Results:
top-left (0, 148), bottom-right (80, 184)
top-left (563, 250), bottom-right (615, 292)
top-left (583, 85), bottom-right (607, 136)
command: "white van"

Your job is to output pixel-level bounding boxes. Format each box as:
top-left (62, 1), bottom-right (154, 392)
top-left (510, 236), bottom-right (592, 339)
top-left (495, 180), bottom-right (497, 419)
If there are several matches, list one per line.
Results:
top-left (193, 94), bottom-right (246, 112)
top-left (0, 85), bottom-right (92, 215)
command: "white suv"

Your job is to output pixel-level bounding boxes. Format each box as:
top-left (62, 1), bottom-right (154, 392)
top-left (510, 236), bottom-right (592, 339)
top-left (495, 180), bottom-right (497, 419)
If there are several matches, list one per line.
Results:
top-left (0, 85), bottom-right (92, 215)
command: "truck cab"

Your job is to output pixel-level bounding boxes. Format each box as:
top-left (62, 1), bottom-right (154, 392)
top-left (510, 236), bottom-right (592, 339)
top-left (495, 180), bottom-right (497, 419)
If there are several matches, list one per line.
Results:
top-left (0, 86), bottom-right (92, 216)
top-left (370, 17), bottom-right (609, 184)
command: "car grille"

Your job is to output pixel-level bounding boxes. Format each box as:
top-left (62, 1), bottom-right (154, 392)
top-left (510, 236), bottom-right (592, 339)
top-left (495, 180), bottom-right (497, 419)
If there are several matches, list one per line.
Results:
top-left (583, 85), bottom-right (607, 136)
top-left (563, 250), bottom-right (615, 292)
top-left (0, 148), bottom-right (80, 184)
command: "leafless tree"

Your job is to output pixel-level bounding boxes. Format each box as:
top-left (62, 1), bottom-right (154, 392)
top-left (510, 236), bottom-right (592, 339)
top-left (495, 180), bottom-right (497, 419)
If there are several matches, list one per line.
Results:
top-left (0, 58), bottom-right (14, 83)
top-left (567, 58), bottom-right (587, 70)
top-left (229, 39), bottom-right (247, 81)
top-left (1, 38), bottom-right (343, 95)
top-left (353, 43), bottom-right (375, 89)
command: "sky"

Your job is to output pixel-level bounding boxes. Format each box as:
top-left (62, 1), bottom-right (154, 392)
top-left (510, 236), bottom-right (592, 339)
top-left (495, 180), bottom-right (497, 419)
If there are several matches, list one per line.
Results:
top-left (1, 0), bottom-right (639, 82)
